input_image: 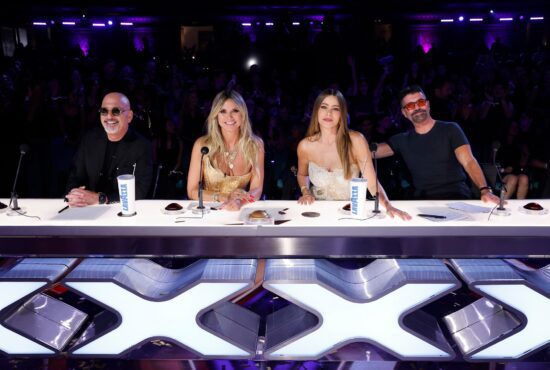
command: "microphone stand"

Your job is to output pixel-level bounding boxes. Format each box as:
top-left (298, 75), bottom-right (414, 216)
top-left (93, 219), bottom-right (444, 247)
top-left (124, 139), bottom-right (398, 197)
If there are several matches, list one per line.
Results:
top-left (152, 164), bottom-right (163, 199)
top-left (8, 145), bottom-right (28, 216)
top-left (492, 144), bottom-right (511, 216)
top-left (193, 147), bottom-right (210, 214)
top-left (369, 143), bottom-right (385, 219)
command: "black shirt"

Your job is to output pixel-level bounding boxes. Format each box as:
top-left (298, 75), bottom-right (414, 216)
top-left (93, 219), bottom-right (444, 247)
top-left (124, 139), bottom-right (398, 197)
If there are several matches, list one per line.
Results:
top-left (388, 121), bottom-right (472, 199)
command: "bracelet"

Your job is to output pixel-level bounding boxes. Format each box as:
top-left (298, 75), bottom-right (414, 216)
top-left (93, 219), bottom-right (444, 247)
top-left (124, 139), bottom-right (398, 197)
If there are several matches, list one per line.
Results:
top-left (300, 185), bottom-right (310, 195)
top-left (479, 186), bottom-right (493, 194)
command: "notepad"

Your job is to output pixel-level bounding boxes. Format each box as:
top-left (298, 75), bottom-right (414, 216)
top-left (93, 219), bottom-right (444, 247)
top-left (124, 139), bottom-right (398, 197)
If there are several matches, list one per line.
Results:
top-left (417, 207), bottom-right (472, 222)
top-left (446, 202), bottom-right (492, 214)
top-left (51, 206), bottom-right (111, 220)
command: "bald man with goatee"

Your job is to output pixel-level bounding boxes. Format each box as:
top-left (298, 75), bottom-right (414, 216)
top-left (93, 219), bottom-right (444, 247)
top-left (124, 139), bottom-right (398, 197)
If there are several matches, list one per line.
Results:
top-left (66, 92), bottom-right (153, 207)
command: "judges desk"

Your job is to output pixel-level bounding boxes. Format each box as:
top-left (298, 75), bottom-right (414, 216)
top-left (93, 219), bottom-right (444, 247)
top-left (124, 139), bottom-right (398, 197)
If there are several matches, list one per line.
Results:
top-left (0, 198), bottom-right (549, 258)
top-left (1, 198), bottom-right (550, 362)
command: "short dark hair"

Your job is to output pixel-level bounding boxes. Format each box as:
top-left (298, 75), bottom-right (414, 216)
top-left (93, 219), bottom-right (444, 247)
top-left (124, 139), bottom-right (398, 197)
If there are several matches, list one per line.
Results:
top-left (398, 85), bottom-right (427, 104)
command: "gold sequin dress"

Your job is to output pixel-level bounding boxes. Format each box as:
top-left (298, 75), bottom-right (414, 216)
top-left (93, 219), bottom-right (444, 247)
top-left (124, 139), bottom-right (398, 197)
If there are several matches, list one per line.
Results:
top-left (203, 156), bottom-right (252, 194)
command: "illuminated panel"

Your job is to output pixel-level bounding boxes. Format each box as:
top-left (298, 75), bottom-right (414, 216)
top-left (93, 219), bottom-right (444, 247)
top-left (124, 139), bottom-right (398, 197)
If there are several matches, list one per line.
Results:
top-left (66, 281), bottom-right (250, 356)
top-left (472, 284), bottom-right (550, 360)
top-left (0, 282), bottom-right (54, 355)
top-left (266, 282), bottom-right (454, 359)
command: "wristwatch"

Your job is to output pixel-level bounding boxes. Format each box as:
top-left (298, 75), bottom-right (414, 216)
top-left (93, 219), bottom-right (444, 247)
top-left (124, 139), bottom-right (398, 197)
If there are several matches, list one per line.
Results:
top-left (98, 192), bottom-right (108, 205)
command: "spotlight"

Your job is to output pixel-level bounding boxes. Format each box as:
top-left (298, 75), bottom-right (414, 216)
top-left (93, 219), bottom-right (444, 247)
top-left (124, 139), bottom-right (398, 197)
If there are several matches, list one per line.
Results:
top-left (458, 16), bottom-right (464, 22)
top-left (530, 16), bottom-right (544, 21)
top-left (489, 9), bottom-right (494, 14)
top-left (241, 22), bottom-right (252, 27)
top-left (440, 18), bottom-right (454, 23)
top-left (469, 18), bottom-right (483, 22)
top-left (107, 20), bottom-right (113, 26)
top-left (246, 57), bottom-right (258, 69)
top-left (265, 22), bottom-right (274, 26)
top-left (292, 22), bottom-right (300, 26)
top-left (32, 21), bottom-right (47, 26)
top-left (120, 22), bottom-right (133, 26)
top-left (499, 17), bottom-right (513, 22)
top-left (92, 23), bottom-right (106, 27)
top-left (62, 21), bottom-right (76, 26)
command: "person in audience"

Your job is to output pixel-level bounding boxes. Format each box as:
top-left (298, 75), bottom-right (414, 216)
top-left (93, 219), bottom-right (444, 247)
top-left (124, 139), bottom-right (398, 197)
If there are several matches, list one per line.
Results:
top-left (187, 90), bottom-right (264, 211)
top-left (296, 88), bottom-right (410, 220)
top-left (65, 92), bottom-right (153, 206)
top-left (377, 85), bottom-right (500, 203)
top-left (498, 121), bottom-right (530, 199)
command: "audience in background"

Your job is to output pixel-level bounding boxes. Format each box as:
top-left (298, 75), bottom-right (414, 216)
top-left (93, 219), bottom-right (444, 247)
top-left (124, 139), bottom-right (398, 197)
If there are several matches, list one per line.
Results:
top-left (1, 25), bottom-right (549, 201)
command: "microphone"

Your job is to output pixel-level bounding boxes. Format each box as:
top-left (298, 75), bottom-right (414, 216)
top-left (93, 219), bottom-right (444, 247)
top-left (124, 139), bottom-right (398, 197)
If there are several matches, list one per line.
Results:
top-left (369, 142), bottom-right (384, 219)
top-left (194, 146), bottom-right (210, 214)
top-left (152, 164), bottom-right (163, 199)
top-left (9, 144), bottom-right (29, 215)
top-left (491, 140), bottom-right (501, 166)
top-left (491, 140), bottom-right (510, 216)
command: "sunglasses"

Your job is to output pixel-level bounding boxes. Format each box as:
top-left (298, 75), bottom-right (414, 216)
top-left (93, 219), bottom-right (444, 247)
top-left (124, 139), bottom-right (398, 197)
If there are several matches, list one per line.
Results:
top-left (98, 107), bottom-right (128, 116)
top-left (402, 99), bottom-right (427, 111)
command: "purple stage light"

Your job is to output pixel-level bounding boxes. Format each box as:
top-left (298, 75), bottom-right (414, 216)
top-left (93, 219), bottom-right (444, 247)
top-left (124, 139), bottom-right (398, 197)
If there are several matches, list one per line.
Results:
top-left (489, 10), bottom-right (494, 14)
top-left (499, 17), bottom-right (513, 22)
top-left (32, 22), bottom-right (47, 26)
top-left (265, 22), bottom-right (274, 26)
top-left (92, 23), bottom-right (106, 27)
top-left (440, 19), bottom-right (454, 23)
top-left (416, 31), bottom-right (433, 54)
top-left (458, 16), bottom-right (464, 22)
top-left (241, 22), bottom-right (252, 27)
top-left (469, 18), bottom-right (483, 22)
top-left (120, 22), bottom-right (133, 26)
top-left (133, 35), bottom-right (145, 52)
top-left (292, 22), bottom-right (300, 26)
top-left (530, 16), bottom-right (544, 21)
top-left (62, 21), bottom-right (76, 26)
top-left (108, 20), bottom-right (113, 25)
top-left (75, 36), bottom-right (89, 56)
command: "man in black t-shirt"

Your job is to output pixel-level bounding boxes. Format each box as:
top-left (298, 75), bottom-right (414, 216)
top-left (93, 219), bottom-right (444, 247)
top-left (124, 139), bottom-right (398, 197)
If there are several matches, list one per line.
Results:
top-left (65, 92), bottom-right (153, 207)
top-left (377, 85), bottom-right (500, 202)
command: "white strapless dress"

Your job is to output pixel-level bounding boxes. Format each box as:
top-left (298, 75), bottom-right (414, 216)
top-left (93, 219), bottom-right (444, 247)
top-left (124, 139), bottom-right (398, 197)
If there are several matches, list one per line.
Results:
top-left (308, 162), bottom-right (359, 200)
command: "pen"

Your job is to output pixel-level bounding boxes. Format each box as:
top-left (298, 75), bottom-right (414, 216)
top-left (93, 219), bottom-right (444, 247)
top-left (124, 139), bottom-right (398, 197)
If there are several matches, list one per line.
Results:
top-left (58, 205), bottom-right (70, 214)
top-left (417, 214), bottom-right (446, 219)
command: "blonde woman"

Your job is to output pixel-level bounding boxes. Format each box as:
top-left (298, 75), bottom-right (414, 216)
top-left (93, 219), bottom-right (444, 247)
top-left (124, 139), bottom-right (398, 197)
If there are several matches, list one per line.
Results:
top-left (187, 90), bottom-right (264, 211)
top-left (297, 88), bottom-right (410, 219)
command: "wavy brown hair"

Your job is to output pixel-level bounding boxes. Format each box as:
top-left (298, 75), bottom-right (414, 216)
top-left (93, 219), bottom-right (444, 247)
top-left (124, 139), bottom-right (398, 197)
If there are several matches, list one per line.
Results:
top-left (305, 88), bottom-right (354, 179)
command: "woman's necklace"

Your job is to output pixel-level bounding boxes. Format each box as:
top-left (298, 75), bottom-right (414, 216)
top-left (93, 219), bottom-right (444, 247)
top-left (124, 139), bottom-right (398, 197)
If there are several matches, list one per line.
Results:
top-left (224, 149), bottom-right (237, 173)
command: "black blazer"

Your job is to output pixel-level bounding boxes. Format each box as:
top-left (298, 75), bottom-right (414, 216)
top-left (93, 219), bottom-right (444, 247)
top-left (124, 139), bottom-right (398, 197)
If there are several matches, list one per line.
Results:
top-left (66, 127), bottom-right (153, 201)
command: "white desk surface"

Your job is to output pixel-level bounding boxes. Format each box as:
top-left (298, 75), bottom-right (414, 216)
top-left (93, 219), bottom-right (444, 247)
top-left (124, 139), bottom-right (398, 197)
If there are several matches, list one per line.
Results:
top-left (1, 199), bottom-right (549, 257)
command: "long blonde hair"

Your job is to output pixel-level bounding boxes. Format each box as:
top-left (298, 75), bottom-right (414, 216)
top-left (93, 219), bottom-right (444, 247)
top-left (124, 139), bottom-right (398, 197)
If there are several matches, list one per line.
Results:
top-left (203, 90), bottom-right (261, 172)
top-left (306, 88), bottom-right (354, 179)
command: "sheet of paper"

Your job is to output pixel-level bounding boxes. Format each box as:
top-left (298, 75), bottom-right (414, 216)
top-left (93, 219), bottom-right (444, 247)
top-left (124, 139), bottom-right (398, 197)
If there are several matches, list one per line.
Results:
top-left (446, 201), bottom-right (493, 214)
top-left (51, 206), bottom-right (111, 220)
top-left (417, 207), bottom-right (472, 222)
